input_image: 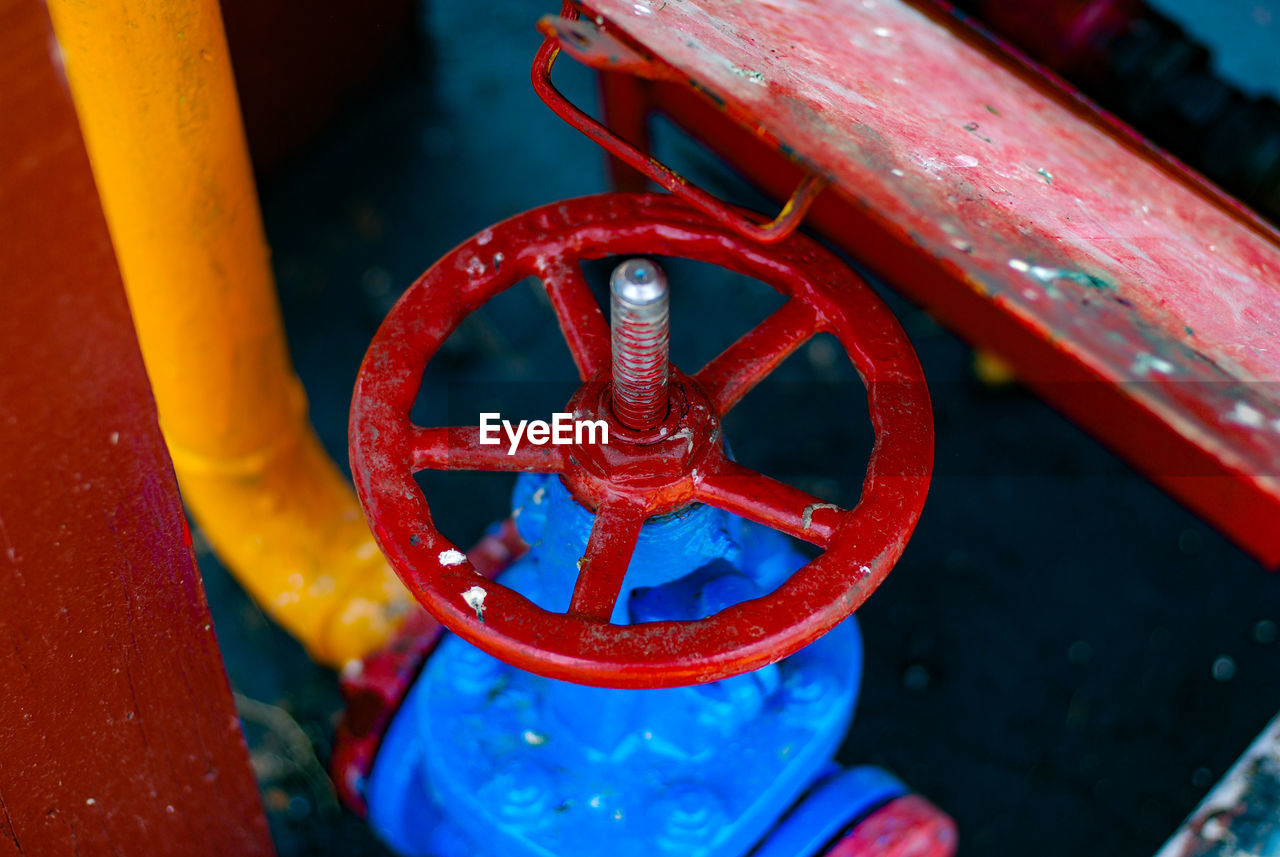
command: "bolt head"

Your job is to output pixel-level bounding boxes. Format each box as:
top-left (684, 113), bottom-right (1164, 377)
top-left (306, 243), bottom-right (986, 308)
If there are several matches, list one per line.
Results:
top-left (610, 258), bottom-right (668, 306)
top-left (489, 761), bottom-right (554, 821)
top-left (655, 784), bottom-right (723, 845)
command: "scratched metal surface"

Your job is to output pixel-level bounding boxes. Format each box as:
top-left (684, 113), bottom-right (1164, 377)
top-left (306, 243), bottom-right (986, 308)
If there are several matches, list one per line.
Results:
top-left (1156, 713), bottom-right (1280, 857)
top-left (577, 0), bottom-right (1280, 541)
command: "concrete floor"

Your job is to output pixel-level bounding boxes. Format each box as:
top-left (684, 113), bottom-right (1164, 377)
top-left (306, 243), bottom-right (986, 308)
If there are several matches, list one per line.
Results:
top-left (198, 2), bottom-right (1280, 855)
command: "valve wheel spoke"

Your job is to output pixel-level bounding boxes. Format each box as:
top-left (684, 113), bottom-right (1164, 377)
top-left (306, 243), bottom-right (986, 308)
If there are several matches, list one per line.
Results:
top-left (568, 499), bottom-right (648, 622)
top-left (539, 254), bottom-right (611, 380)
top-left (410, 426), bottom-right (566, 473)
top-left (694, 299), bottom-right (821, 415)
top-left (696, 456), bottom-right (844, 548)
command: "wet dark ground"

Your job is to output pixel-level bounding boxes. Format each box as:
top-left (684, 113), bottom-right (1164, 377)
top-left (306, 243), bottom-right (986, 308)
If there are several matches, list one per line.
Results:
top-left (197, 2), bottom-right (1280, 855)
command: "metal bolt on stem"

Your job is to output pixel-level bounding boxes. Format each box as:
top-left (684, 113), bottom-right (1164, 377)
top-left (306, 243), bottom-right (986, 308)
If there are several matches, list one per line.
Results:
top-left (610, 259), bottom-right (670, 430)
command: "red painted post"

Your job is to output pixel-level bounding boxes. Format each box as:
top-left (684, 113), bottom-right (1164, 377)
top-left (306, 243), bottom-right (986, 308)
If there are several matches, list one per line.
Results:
top-left (599, 71), bottom-right (654, 192)
top-left (0, 1), bottom-right (275, 854)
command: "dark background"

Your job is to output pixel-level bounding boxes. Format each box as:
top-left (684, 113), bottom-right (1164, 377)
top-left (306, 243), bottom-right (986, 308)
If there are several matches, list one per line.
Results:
top-left (198, 1), bottom-right (1280, 855)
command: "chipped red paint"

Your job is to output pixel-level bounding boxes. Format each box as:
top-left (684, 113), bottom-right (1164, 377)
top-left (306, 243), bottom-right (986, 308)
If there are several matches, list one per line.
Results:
top-left (349, 192), bottom-right (933, 689)
top-left (332, 519), bottom-right (527, 814)
top-left (561, 0), bottom-right (1280, 567)
top-left (826, 795), bottom-right (958, 857)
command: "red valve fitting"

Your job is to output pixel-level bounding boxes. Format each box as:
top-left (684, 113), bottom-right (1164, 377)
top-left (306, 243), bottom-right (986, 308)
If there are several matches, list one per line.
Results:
top-left (349, 193), bottom-right (933, 689)
top-left (826, 795), bottom-right (958, 857)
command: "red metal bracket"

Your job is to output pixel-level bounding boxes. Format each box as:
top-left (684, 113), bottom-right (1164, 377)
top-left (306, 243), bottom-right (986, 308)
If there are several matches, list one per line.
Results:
top-left (533, 15), bottom-right (828, 244)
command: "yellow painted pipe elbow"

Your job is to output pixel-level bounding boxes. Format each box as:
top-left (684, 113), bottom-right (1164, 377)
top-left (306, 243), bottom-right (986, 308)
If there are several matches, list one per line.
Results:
top-left (47, 0), bottom-right (412, 665)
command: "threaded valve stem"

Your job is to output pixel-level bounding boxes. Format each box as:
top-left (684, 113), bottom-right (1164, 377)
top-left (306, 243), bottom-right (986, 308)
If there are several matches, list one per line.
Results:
top-left (610, 259), bottom-right (670, 431)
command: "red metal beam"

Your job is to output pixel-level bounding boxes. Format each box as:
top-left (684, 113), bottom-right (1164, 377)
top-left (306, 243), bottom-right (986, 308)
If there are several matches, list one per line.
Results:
top-left (0, 1), bottom-right (274, 853)
top-left (568, 0), bottom-right (1280, 567)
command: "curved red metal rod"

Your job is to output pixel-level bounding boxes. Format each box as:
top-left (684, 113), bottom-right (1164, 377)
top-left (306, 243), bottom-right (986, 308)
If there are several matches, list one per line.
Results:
top-left (694, 299), bottom-right (821, 414)
top-left (538, 254), bottom-right (611, 381)
top-left (568, 499), bottom-right (648, 622)
top-left (696, 456), bottom-right (843, 548)
top-left (410, 426), bottom-right (567, 473)
top-left (531, 37), bottom-right (828, 245)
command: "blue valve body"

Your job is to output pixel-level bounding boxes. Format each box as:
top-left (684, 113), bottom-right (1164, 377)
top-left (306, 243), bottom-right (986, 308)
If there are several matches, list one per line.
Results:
top-left (366, 474), bottom-right (896, 857)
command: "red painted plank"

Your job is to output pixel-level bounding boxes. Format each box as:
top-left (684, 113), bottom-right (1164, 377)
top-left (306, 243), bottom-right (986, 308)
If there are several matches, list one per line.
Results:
top-left (0, 1), bottom-right (275, 854)
top-left (577, 0), bottom-right (1280, 565)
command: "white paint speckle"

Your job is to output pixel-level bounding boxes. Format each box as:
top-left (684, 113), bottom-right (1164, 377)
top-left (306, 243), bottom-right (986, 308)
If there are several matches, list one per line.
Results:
top-left (727, 63), bottom-right (766, 85)
top-left (1022, 288), bottom-right (1039, 301)
top-left (463, 585), bottom-right (487, 620)
top-left (671, 427), bottom-right (695, 451)
top-left (532, 487), bottom-right (546, 505)
top-left (873, 27), bottom-right (892, 37)
top-left (633, 1), bottom-right (653, 13)
top-left (523, 730), bottom-right (547, 745)
top-left (890, 168), bottom-right (905, 177)
top-left (1009, 259), bottom-right (1031, 273)
top-left (1202, 815), bottom-right (1228, 841)
top-left (109, 432), bottom-right (119, 445)
top-left (1131, 353), bottom-right (1175, 377)
top-left (439, 549), bottom-right (466, 566)
top-left (1227, 401), bottom-right (1266, 429)
top-left (954, 154), bottom-right (979, 168)
top-left (86, 798), bottom-right (96, 806)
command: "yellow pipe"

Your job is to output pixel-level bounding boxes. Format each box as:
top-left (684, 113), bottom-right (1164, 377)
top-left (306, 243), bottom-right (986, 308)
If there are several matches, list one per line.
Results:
top-left (47, 0), bottom-right (412, 666)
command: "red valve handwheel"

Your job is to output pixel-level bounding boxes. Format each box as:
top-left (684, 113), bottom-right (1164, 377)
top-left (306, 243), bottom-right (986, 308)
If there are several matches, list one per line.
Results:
top-left (349, 193), bottom-right (932, 689)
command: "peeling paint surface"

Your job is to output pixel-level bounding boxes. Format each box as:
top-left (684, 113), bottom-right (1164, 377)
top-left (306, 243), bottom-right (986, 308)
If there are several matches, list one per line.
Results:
top-left (576, 0), bottom-right (1280, 563)
top-left (582, 0), bottom-right (1280, 380)
top-left (1156, 714), bottom-right (1280, 857)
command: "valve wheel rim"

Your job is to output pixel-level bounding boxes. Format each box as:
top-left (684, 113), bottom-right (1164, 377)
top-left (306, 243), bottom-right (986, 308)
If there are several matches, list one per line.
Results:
top-left (350, 192), bottom-right (933, 689)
